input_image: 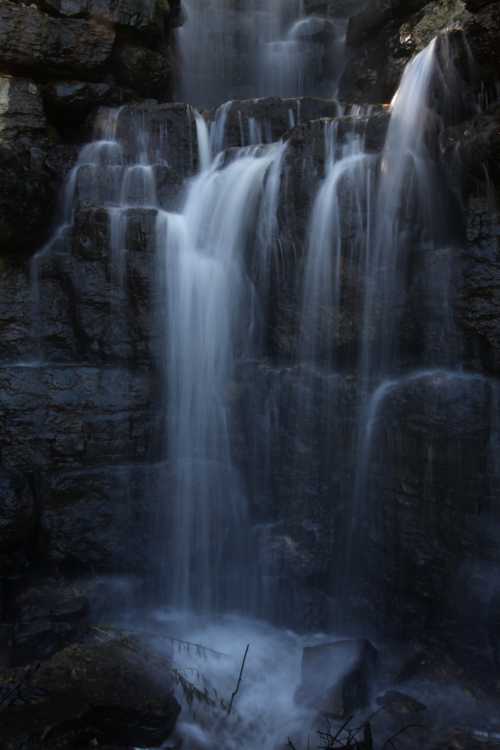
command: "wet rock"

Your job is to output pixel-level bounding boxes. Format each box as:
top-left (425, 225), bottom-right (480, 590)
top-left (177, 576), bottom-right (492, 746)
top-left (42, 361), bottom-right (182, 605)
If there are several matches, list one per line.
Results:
top-left (211, 97), bottom-right (341, 150)
top-left (376, 689), bottom-right (427, 717)
top-left (0, 1), bottom-right (115, 79)
top-left (297, 639), bottom-right (378, 718)
top-left (463, 0), bottom-right (500, 78)
top-left (0, 77), bottom-right (75, 256)
top-left (0, 635), bottom-right (181, 748)
top-left (0, 366), bottom-right (160, 472)
top-left (114, 44), bottom-right (173, 100)
top-left (0, 470), bottom-right (35, 577)
top-left (359, 371), bottom-right (497, 634)
top-left (40, 463), bottom-right (168, 574)
top-left (12, 582), bottom-right (89, 665)
top-left (457, 192), bottom-right (500, 374)
top-left (115, 103), bottom-right (200, 178)
top-left (39, 0), bottom-right (172, 39)
top-left (32, 207), bottom-right (165, 365)
top-left (0, 76), bottom-right (47, 143)
top-left (43, 80), bottom-right (136, 129)
top-left (0, 260), bottom-right (33, 361)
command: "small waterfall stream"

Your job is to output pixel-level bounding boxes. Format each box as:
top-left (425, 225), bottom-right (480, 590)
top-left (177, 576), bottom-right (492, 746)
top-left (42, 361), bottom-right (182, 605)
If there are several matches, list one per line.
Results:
top-left (157, 140), bottom-right (287, 611)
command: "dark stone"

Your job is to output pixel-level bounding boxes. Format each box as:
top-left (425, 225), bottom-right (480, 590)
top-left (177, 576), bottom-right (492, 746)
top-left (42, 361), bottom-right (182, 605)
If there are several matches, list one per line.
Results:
top-left (463, 1), bottom-right (500, 78)
top-left (209, 97), bottom-right (341, 150)
top-left (0, 77), bottom-right (76, 256)
top-left (39, 463), bottom-right (168, 575)
top-left (0, 470), bottom-right (34, 577)
top-left (0, 366), bottom-right (161, 472)
top-left (0, 76), bottom-right (47, 142)
top-left (0, 1), bottom-right (115, 80)
top-left (0, 635), bottom-right (181, 748)
top-left (376, 689), bottom-right (427, 717)
top-left (457, 193), bottom-right (500, 374)
top-left (114, 44), bottom-right (173, 100)
top-left (296, 639), bottom-right (378, 718)
top-left (39, 0), bottom-right (172, 39)
top-left (12, 582), bottom-right (89, 665)
top-left (43, 80), bottom-right (137, 129)
top-left (359, 371), bottom-right (498, 634)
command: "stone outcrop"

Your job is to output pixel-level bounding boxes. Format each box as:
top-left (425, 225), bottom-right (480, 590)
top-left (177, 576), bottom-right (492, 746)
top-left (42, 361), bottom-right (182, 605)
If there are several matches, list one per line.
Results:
top-left (0, 0), bottom-right (181, 256)
top-left (340, 0), bottom-right (500, 103)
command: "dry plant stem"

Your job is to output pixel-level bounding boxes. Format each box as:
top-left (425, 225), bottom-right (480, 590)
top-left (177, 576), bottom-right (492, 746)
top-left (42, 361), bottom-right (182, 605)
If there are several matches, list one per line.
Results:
top-left (227, 644), bottom-right (250, 716)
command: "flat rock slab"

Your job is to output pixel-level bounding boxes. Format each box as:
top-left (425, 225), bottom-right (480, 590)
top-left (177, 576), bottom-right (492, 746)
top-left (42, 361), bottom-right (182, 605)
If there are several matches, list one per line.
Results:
top-left (297, 638), bottom-right (378, 718)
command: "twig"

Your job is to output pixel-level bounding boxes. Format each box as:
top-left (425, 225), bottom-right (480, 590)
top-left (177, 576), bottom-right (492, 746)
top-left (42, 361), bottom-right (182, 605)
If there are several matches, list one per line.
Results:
top-left (331, 715), bottom-right (355, 745)
top-left (288, 740), bottom-right (299, 750)
top-left (91, 625), bottom-right (229, 659)
top-left (226, 644), bottom-right (250, 716)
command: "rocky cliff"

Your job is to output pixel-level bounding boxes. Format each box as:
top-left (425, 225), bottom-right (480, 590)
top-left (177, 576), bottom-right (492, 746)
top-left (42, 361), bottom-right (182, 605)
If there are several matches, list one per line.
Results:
top-left (0, 0), bottom-right (499, 707)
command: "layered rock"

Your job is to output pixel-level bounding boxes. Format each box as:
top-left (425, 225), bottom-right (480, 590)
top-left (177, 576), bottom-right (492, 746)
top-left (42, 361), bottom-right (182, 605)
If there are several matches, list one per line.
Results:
top-left (0, 0), bottom-right (181, 256)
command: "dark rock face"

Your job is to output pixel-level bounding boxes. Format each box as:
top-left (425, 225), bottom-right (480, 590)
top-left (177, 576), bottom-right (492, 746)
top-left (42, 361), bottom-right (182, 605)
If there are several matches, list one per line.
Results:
top-left (0, 470), bottom-right (34, 577)
top-left (40, 464), bottom-right (168, 574)
top-left (0, 75), bottom-right (75, 255)
top-left (0, 1), bottom-right (116, 79)
top-left (0, 366), bottom-right (160, 472)
top-left (12, 582), bottom-right (89, 665)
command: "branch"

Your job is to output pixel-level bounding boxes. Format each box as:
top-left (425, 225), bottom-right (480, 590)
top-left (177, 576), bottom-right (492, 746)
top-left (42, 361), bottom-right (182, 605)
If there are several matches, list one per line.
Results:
top-left (382, 724), bottom-right (426, 750)
top-left (226, 644), bottom-right (250, 716)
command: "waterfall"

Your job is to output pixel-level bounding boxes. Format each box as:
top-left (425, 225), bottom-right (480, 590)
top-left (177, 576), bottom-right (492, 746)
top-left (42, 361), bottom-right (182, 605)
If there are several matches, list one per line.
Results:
top-left (157, 142), bottom-right (286, 611)
top-left (359, 39), bottom-right (441, 383)
top-left (300, 119), bottom-right (375, 366)
top-left (177, 0), bottom-right (347, 107)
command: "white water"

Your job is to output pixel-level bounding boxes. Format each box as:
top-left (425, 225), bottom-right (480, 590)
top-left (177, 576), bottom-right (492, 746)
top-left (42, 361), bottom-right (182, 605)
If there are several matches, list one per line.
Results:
top-left (300, 119), bottom-right (375, 365)
top-left (157, 141), bottom-right (287, 611)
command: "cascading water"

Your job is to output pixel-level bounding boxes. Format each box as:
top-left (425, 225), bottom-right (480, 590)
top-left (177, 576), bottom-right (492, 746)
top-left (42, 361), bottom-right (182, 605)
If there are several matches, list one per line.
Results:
top-left (157, 138), bottom-right (287, 612)
top-left (178, 0), bottom-right (347, 107)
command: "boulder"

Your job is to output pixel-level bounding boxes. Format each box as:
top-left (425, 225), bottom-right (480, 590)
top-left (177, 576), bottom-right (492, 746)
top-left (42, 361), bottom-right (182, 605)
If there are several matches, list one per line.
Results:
top-left (0, 635), bottom-right (181, 748)
top-left (296, 639), bottom-right (378, 718)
